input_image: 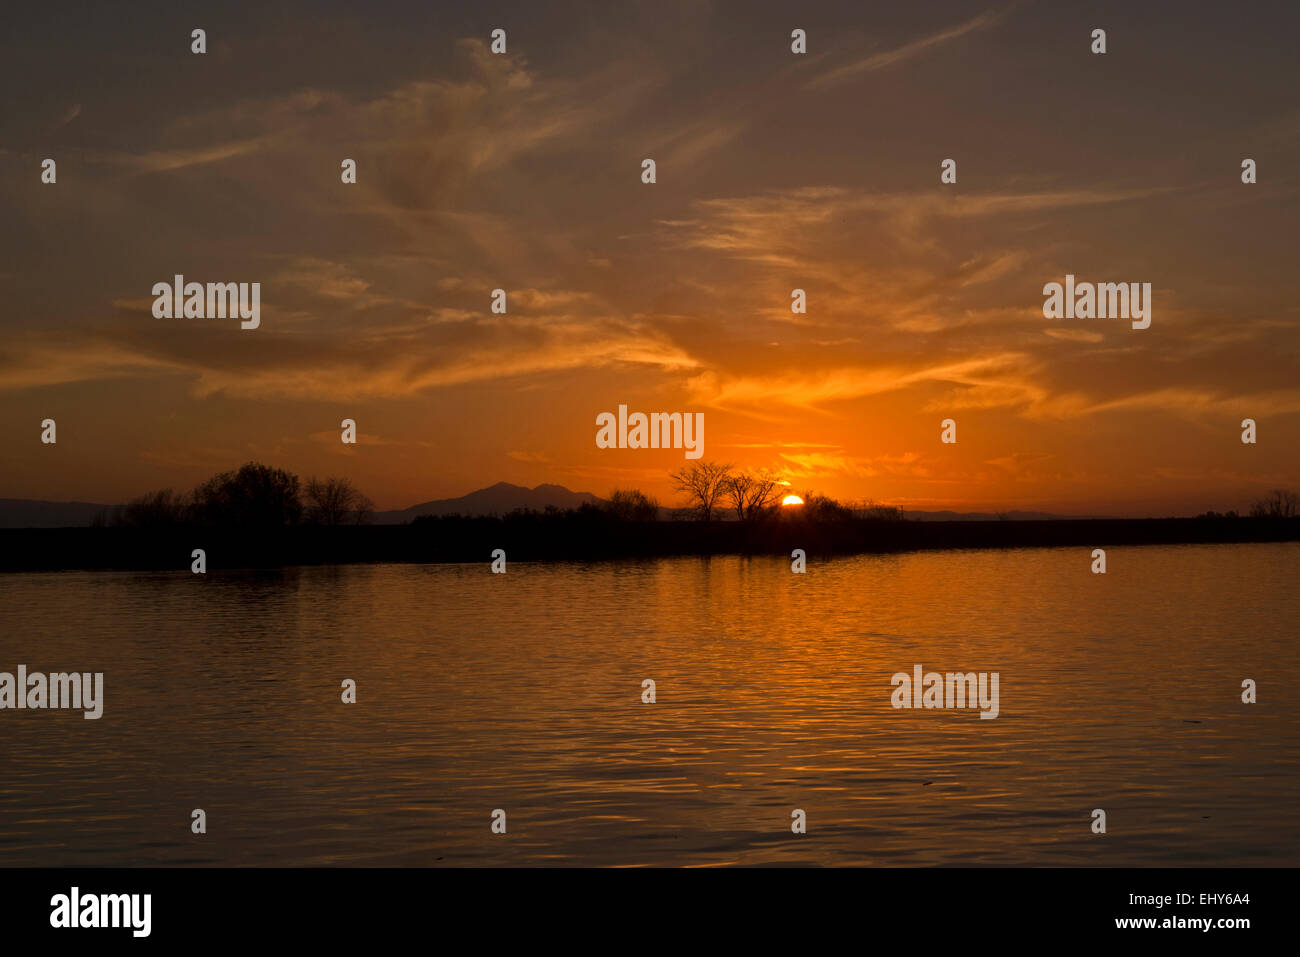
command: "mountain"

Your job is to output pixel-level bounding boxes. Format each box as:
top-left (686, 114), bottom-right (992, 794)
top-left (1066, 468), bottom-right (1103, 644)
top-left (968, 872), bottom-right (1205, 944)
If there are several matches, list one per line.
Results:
top-left (374, 482), bottom-right (606, 523)
top-left (0, 499), bottom-right (114, 528)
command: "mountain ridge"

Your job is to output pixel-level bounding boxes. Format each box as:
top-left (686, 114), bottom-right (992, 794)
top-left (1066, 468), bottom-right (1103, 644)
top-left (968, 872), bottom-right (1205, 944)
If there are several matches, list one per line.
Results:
top-left (373, 482), bottom-right (606, 523)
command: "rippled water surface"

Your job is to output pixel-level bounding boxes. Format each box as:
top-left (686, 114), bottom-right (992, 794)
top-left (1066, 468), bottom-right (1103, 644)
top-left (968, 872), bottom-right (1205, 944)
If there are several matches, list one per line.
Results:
top-left (2, 543), bottom-right (1297, 866)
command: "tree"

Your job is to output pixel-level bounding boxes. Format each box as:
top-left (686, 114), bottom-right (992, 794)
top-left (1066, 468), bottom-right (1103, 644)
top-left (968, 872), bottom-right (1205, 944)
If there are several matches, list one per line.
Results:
top-left (119, 488), bottom-right (190, 526)
top-left (191, 462), bottom-right (302, 527)
top-left (304, 476), bottom-right (375, 525)
top-left (1250, 489), bottom-right (1298, 519)
top-left (724, 469), bottom-right (782, 520)
top-left (801, 491), bottom-right (853, 523)
top-left (606, 488), bottom-right (660, 521)
top-left (855, 499), bottom-right (904, 522)
top-left (669, 461), bottom-right (733, 521)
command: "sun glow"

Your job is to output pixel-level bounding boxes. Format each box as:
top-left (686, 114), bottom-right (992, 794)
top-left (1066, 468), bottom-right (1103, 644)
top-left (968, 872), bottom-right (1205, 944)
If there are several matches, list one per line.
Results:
top-left (782, 495), bottom-right (804, 506)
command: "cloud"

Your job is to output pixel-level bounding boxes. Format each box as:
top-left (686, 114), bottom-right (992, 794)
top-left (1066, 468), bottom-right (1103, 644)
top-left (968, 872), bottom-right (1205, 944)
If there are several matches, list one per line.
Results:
top-left (507, 450), bottom-right (552, 464)
top-left (685, 353), bottom-right (1039, 412)
top-left (1043, 328), bottom-right (1105, 344)
top-left (84, 37), bottom-right (643, 213)
top-left (779, 451), bottom-right (878, 478)
top-left (276, 258), bottom-right (398, 310)
top-left (724, 441), bottom-right (843, 449)
top-left (93, 137), bottom-right (271, 172)
top-left (985, 451), bottom-right (1052, 473)
top-left (510, 288), bottom-right (601, 310)
top-left (0, 311), bottom-right (701, 402)
top-left (807, 6), bottom-right (1016, 90)
top-left (55, 103), bottom-right (82, 129)
top-left (778, 449), bottom-right (931, 481)
top-left (1083, 387), bottom-right (1300, 418)
top-left (663, 186), bottom-right (1172, 265)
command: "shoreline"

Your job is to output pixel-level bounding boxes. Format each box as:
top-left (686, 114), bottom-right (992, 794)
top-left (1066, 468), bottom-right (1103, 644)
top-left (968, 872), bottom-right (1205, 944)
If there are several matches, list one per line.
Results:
top-left (1, 516), bottom-right (1296, 572)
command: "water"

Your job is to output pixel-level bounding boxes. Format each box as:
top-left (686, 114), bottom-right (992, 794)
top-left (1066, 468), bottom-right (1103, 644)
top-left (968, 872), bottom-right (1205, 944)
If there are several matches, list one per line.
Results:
top-left (1, 543), bottom-right (1297, 866)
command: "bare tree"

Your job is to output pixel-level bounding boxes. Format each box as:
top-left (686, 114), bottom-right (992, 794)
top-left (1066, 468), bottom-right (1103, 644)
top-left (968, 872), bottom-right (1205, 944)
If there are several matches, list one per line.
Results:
top-left (304, 476), bottom-right (375, 525)
top-left (724, 469), bottom-right (782, 520)
top-left (606, 488), bottom-right (660, 521)
top-left (725, 473), bottom-right (754, 520)
top-left (669, 461), bottom-right (733, 521)
top-left (1250, 489), bottom-right (1298, 519)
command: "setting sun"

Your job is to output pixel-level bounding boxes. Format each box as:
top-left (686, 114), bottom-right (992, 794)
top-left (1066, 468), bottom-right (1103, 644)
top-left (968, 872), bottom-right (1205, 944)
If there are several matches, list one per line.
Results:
top-left (782, 495), bottom-right (804, 506)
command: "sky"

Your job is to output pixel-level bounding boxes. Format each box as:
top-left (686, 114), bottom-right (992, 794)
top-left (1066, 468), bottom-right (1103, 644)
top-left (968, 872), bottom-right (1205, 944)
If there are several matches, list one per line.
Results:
top-left (2, 0), bottom-right (1298, 515)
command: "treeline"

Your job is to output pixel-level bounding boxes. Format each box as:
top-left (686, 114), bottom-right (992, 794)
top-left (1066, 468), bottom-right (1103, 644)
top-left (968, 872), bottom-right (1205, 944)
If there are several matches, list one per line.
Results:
top-left (1203, 489), bottom-right (1300, 520)
top-left (599, 462), bottom-right (905, 523)
top-left (408, 461), bottom-right (905, 526)
top-left (101, 463), bottom-right (374, 527)
top-left (5, 501), bottom-right (1298, 574)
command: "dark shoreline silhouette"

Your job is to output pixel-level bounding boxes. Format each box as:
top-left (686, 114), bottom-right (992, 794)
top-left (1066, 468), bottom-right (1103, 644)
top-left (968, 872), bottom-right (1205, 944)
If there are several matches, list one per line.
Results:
top-left (1, 514), bottom-right (1296, 572)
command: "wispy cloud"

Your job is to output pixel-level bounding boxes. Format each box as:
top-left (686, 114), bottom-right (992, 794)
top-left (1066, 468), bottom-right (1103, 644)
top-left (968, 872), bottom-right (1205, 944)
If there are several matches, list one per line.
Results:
top-left (807, 6), bottom-right (1016, 90)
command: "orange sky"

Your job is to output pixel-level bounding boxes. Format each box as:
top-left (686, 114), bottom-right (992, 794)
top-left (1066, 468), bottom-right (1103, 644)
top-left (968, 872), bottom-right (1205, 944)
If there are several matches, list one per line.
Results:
top-left (2, 1), bottom-right (1298, 515)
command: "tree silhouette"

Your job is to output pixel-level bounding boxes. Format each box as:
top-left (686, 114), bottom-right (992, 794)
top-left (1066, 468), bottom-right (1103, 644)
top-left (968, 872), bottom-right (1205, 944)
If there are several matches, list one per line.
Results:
top-left (191, 462), bottom-right (302, 527)
top-left (1250, 489), bottom-right (1298, 519)
top-left (799, 491), bottom-right (854, 523)
top-left (724, 469), bottom-right (782, 520)
top-left (118, 488), bottom-right (189, 527)
top-left (304, 476), bottom-right (375, 525)
top-left (606, 488), bottom-right (660, 521)
top-left (670, 461), bottom-right (733, 521)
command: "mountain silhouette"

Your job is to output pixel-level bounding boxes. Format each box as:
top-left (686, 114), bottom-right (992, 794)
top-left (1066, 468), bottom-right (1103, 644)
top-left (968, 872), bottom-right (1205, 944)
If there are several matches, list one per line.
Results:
top-left (373, 482), bottom-right (605, 523)
top-left (0, 498), bottom-right (112, 528)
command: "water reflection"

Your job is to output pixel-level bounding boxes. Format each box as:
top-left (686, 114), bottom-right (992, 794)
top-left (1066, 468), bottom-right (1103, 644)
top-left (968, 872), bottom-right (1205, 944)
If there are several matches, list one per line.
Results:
top-left (1, 544), bottom-right (1296, 866)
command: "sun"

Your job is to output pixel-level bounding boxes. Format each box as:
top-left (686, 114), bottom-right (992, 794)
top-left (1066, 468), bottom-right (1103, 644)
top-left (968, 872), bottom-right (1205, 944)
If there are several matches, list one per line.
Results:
top-left (782, 495), bottom-right (804, 506)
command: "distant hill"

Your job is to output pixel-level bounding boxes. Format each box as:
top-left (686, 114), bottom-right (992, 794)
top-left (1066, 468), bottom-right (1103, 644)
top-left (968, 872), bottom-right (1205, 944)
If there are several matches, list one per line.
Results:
top-left (374, 482), bottom-right (606, 523)
top-left (0, 499), bottom-right (113, 528)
